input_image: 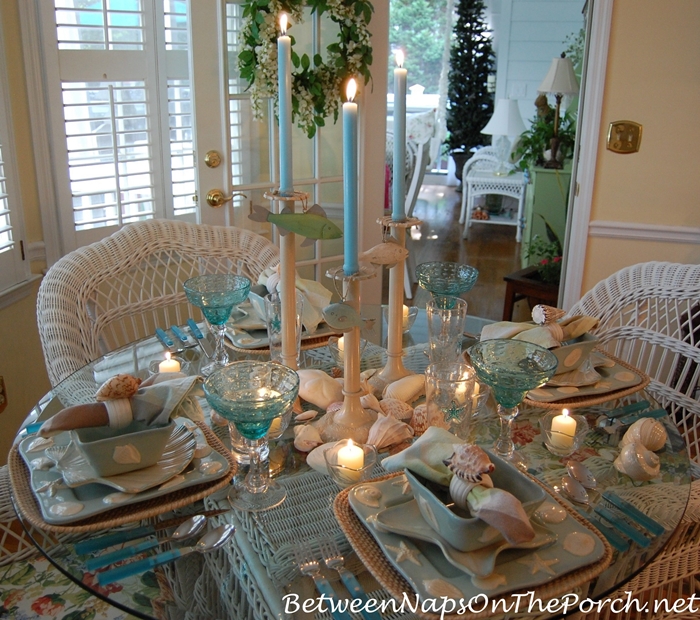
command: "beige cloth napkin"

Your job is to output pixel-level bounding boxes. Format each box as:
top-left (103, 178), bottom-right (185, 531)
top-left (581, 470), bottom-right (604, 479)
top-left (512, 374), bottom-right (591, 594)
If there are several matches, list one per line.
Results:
top-left (480, 315), bottom-right (599, 348)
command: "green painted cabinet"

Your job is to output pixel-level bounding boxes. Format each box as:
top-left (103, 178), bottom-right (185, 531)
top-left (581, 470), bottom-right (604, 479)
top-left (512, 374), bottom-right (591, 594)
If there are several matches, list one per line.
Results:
top-left (521, 166), bottom-right (572, 268)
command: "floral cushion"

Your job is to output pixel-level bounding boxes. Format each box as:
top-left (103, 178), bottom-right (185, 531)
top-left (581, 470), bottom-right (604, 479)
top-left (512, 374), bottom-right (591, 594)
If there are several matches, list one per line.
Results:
top-left (0, 555), bottom-right (159, 619)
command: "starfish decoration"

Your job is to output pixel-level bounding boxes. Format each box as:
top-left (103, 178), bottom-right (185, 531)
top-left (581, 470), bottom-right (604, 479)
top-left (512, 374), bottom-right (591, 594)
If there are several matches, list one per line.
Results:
top-left (392, 476), bottom-right (411, 495)
top-left (517, 553), bottom-right (559, 576)
top-left (385, 541), bottom-right (422, 566)
top-left (270, 314), bottom-right (281, 332)
top-left (443, 400), bottom-right (464, 422)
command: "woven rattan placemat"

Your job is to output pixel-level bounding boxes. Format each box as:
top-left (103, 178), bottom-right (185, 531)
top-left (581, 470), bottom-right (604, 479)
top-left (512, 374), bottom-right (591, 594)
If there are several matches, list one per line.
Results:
top-left (523, 351), bottom-right (651, 410)
top-left (9, 421), bottom-right (236, 534)
top-left (334, 472), bottom-right (613, 620)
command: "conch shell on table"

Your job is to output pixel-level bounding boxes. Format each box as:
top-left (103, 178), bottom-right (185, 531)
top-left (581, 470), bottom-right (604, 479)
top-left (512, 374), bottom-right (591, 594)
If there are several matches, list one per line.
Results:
top-left (382, 374), bottom-right (425, 404)
top-left (531, 305), bottom-right (566, 325)
top-left (410, 403), bottom-right (449, 436)
top-left (366, 414), bottom-right (414, 450)
top-left (620, 418), bottom-right (667, 452)
top-left (614, 442), bottom-right (660, 481)
top-left (443, 444), bottom-right (495, 483)
top-left (95, 374), bottom-right (142, 401)
top-left (293, 424), bottom-right (323, 452)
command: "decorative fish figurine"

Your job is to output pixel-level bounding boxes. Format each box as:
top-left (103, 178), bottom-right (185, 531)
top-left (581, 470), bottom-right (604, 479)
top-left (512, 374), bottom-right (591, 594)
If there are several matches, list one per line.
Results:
top-left (249, 203), bottom-right (342, 247)
top-left (359, 238), bottom-right (409, 268)
top-left (322, 303), bottom-right (363, 332)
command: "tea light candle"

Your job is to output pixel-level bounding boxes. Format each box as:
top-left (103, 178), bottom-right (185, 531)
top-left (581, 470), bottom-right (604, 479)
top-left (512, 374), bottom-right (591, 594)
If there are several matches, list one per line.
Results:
top-left (337, 336), bottom-right (345, 352)
top-left (159, 352), bottom-right (180, 373)
top-left (550, 408), bottom-right (576, 448)
top-left (337, 439), bottom-right (364, 470)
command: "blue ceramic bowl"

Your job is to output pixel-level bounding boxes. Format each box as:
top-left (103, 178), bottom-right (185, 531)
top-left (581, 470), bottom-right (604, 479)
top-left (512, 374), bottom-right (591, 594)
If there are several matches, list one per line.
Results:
top-left (71, 420), bottom-right (174, 477)
top-left (405, 450), bottom-right (546, 552)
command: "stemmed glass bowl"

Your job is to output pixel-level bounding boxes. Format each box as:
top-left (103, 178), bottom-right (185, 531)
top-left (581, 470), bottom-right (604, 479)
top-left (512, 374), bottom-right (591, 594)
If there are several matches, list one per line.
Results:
top-left (203, 361), bottom-right (299, 512)
top-left (468, 339), bottom-right (558, 466)
top-left (184, 274), bottom-right (251, 376)
top-left (415, 261), bottom-right (479, 308)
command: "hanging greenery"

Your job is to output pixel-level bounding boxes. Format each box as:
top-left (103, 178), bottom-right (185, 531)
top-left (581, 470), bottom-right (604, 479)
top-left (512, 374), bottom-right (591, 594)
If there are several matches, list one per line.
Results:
top-left (238, 0), bottom-right (374, 138)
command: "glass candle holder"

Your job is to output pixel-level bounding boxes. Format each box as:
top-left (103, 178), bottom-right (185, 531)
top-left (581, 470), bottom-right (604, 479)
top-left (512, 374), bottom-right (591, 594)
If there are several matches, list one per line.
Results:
top-left (541, 410), bottom-right (589, 456)
top-left (323, 439), bottom-right (377, 488)
top-left (148, 356), bottom-right (190, 376)
top-left (382, 305), bottom-right (419, 333)
top-left (327, 336), bottom-right (368, 367)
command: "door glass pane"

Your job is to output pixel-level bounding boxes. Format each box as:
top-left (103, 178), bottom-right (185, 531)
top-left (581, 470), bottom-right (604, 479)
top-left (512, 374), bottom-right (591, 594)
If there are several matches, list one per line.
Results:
top-left (319, 120), bottom-right (342, 178)
top-left (168, 79), bottom-right (195, 215)
top-left (319, 181), bottom-right (343, 258)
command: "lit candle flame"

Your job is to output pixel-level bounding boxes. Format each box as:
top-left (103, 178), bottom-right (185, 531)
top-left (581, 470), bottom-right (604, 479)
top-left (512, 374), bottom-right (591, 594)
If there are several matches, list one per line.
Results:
top-left (395, 49), bottom-right (404, 68)
top-left (280, 13), bottom-right (288, 35)
top-left (346, 78), bottom-right (357, 102)
top-left (165, 352), bottom-right (172, 361)
top-left (562, 408), bottom-right (570, 417)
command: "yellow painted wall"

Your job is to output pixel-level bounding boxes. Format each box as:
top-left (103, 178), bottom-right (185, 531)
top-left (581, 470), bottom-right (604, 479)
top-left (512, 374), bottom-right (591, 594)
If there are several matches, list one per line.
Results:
top-left (581, 0), bottom-right (700, 290)
top-left (0, 0), bottom-right (49, 465)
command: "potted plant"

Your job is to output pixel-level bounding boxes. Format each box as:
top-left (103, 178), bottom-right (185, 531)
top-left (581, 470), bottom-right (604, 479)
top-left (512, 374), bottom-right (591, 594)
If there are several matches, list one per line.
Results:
top-left (445, 0), bottom-right (495, 181)
top-left (524, 235), bottom-right (563, 285)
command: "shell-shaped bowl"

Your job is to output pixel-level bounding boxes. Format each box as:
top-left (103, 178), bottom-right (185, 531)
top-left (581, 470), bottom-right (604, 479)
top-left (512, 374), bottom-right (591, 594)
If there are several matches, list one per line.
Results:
top-left (405, 450), bottom-right (546, 552)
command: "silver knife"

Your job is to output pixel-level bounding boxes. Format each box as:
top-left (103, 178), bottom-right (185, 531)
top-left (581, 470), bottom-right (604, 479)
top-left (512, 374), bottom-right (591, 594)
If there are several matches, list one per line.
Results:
top-left (187, 319), bottom-right (214, 358)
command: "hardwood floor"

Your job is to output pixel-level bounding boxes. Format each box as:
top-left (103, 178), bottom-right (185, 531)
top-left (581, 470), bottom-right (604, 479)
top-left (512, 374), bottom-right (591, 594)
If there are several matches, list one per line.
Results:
top-left (382, 184), bottom-right (522, 321)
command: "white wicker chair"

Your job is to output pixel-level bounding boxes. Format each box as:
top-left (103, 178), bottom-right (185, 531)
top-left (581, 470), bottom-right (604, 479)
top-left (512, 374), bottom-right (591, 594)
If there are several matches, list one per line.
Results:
top-left (37, 219), bottom-right (280, 387)
top-left (567, 261), bottom-right (700, 618)
top-left (457, 147), bottom-right (501, 225)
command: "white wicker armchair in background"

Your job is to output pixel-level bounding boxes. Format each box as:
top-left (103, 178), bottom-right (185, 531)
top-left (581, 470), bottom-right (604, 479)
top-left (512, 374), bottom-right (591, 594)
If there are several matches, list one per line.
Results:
top-left (36, 219), bottom-right (279, 387)
top-left (567, 261), bottom-right (700, 619)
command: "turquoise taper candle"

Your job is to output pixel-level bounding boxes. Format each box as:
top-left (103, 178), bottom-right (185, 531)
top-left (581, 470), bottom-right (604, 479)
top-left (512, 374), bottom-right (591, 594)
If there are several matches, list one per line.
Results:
top-left (277, 14), bottom-right (293, 195)
top-left (392, 50), bottom-right (407, 221)
top-left (343, 79), bottom-right (359, 275)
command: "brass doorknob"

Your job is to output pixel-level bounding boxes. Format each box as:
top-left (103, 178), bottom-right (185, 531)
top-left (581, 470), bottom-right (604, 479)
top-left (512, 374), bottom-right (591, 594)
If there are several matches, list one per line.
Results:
top-left (206, 190), bottom-right (247, 208)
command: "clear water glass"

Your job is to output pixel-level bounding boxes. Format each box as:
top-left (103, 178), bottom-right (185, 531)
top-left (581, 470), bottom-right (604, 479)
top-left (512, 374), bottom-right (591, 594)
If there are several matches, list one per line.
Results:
top-left (203, 361), bottom-right (299, 512)
top-left (426, 297), bottom-right (468, 364)
top-left (264, 290), bottom-right (304, 367)
top-left (425, 362), bottom-right (476, 439)
top-left (184, 274), bottom-right (251, 376)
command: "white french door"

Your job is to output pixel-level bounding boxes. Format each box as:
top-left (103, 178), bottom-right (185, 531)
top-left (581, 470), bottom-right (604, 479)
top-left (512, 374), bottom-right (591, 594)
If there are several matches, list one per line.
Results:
top-left (30, 0), bottom-right (387, 296)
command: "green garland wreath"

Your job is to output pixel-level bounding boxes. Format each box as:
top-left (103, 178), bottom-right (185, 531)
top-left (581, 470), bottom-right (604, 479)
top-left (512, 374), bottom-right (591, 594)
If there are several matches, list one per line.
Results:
top-left (238, 0), bottom-right (374, 138)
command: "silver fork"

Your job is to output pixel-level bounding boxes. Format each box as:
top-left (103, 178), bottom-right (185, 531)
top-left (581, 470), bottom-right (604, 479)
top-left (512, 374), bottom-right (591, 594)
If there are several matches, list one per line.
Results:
top-left (293, 543), bottom-right (353, 620)
top-left (320, 538), bottom-right (382, 620)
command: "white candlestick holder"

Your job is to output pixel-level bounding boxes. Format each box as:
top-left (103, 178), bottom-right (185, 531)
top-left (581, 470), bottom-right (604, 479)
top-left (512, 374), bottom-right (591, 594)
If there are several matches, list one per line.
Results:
top-left (373, 215), bottom-right (422, 390)
top-left (263, 190), bottom-right (309, 370)
top-left (314, 264), bottom-right (377, 443)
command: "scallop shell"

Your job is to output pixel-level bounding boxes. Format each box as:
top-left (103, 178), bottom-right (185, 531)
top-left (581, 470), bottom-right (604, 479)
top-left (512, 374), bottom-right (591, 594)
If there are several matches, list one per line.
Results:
top-left (297, 369), bottom-right (344, 409)
top-left (422, 579), bottom-right (464, 600)
top-left (293, 424), bottom-right (323, 452)
top-left (326, 401), bottom-right (343, 415)
top-left (410, 404), bottom-right (428, 436)
top-left (366, 414), bottom-right (414, 450)
top-left (620, 418), bottom-right (667, 452)
top-left (382, 374), bottom-right (425, 404)
top-left (95, 374), bottom-right (142, 401)
top-left (444, 444), bottom-right (495, 483)
top-left (379, 398), bottom-right (413, 420)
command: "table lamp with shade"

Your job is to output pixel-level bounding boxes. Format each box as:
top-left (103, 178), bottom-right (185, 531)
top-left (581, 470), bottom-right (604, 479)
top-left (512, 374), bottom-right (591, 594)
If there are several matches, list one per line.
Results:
top-left (538, 53), bottom-right (580, 169)
top-left (481, 98), bottom-right (527, 176)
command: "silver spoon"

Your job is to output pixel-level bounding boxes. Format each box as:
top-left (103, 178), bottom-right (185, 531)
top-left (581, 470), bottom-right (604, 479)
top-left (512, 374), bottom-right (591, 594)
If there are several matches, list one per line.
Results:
top-left (561, 474), bottom-right (589, 505)
top-left (86, 514), bottom-right (208, 570)
top-left (566, 460), bottom-right (597, 490)
top-left (98, 523), bottom-right (235, 585)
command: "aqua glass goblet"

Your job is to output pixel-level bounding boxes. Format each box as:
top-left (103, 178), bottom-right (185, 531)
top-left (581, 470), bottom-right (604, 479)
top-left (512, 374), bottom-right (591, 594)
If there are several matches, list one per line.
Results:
top-left (415, 261), bottom-right (479, 309)
top-left (184, 274), bottom-right (251, 376)
top-left (468, 339), bottom-right (558, 466)
top-left (203, 361), bottom-right (299, 512)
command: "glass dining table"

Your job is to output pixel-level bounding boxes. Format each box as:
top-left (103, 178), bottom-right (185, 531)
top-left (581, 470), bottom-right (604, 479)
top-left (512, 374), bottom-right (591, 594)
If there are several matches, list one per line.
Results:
top-left (9, 306), bottom-right (692, 620)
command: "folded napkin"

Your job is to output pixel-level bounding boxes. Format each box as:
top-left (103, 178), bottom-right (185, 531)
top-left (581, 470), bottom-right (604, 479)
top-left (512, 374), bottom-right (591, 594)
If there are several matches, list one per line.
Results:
top-left (256, 265), bottom-right (333, 333)
top-left (382, 426), bottom-right (460, 485)
top-left (480, 315), bottom-right (599, 349)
